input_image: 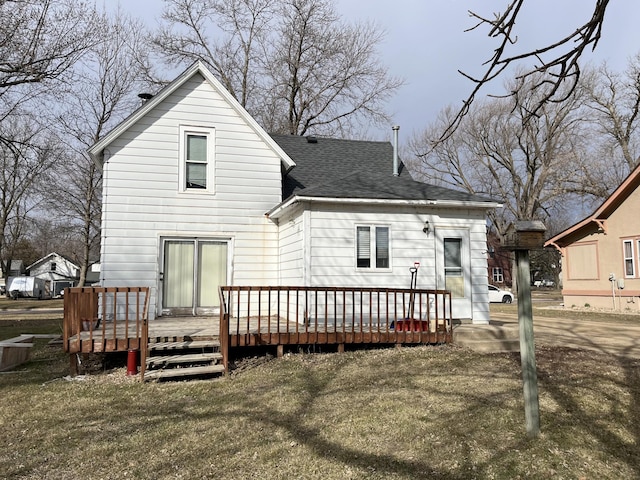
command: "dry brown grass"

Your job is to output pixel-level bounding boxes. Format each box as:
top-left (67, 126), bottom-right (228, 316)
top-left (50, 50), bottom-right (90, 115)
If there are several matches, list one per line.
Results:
top-left (1, 312), bottom-right (639, 480)
top-left (0, 297), bottom-right (63, 311)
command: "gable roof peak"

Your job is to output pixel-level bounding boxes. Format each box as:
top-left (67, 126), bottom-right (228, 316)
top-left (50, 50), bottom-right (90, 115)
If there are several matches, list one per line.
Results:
top-left (87, 61), bottom-right (295, 172)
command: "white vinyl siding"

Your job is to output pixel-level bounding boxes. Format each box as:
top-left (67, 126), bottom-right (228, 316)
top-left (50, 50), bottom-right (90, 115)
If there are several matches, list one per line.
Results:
top-left (100, 73), bottom-right (283, 317)
top-left (277, 207), bottom-right (305, 285)
top-left (303, 205), bottom-right (490, 323)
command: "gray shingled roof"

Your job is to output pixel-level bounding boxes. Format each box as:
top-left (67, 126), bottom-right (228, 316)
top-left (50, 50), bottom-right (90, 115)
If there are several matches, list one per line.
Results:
top-left (270, 134), bottom-right (497, 204)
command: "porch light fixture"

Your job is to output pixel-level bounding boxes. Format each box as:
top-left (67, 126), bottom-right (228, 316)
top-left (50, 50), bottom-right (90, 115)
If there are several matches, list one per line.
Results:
top-left (422, 220), bottom-right (430, 236)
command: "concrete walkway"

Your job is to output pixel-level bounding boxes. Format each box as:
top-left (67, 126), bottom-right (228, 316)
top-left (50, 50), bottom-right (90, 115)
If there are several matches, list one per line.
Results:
top-left (469, 310), bottom-right (640, 359)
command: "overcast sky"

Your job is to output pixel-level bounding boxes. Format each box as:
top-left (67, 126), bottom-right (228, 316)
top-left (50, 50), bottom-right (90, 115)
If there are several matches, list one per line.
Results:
top-left (113, 1), bottom-right (640, 141)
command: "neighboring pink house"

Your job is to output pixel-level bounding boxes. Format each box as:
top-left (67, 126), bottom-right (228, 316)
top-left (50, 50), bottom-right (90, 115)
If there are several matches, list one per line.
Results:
top-left (546, 163), bottom-right (640, 310)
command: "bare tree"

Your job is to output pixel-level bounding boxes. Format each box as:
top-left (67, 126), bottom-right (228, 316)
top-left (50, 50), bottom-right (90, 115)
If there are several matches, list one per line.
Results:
top-left (0, 117), bottom-right (63, 279)
top-left (579, 57), bottom-right (640, 197)
top-left (0, 0), bottom-right (98, 121)
top-left (260, 0), bottom-right (402, 136)
top-left (0, 0), bottom-right (99, 281)
top-left (438, 0), bottom-right (610, 143)
top-left (51, 10), bottom-right (150, 286)
top-left (410, 73), bottom-right (588, 237)
top-left (152, 0), bottom-right (402, 136)
top-left (153, 0), bottom-right (274, 110)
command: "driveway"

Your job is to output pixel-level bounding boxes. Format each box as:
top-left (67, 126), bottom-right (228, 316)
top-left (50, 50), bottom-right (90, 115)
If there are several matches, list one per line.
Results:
top-left (489, 310), bottom-right (640, 359)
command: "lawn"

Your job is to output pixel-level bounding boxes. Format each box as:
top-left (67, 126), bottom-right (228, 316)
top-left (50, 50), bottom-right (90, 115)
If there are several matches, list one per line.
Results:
top-left (1, 305), bottom-right (639, 479)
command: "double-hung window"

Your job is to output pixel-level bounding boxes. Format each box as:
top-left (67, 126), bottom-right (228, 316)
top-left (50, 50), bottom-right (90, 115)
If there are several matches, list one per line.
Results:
top-left (356, 225), bottom-right (390, 269)
top-left (624, 239), bottom-right (635, 277)
top-left (179, 125), bottom-right (214, 193)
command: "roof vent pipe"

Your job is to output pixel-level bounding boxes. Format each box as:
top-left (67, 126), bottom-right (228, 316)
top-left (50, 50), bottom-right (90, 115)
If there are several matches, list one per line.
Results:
top-left (138, 93), bottom-right (153, 105)
top-left (392, 125), bottom-right (400, 176)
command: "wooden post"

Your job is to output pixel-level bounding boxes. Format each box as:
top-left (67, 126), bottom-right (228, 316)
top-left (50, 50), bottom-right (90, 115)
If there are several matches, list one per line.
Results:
top-left (503, 220), bottom-right (545, 438)
top-left (220, 313), bottom-right (229, 375)
top-left (70, 353), bottom-right (78, 376)
top-left (515, 249), bottom-right (540, 438)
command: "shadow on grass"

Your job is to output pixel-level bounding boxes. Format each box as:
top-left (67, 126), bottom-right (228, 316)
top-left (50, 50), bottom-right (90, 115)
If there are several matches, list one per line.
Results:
top-left (3, 339), bottom-right (640, 478)
top-left (508, 345), bottom-right (640, 477)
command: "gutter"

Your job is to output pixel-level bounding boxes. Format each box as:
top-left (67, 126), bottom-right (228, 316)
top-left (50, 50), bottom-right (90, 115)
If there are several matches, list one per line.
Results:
top-left (266, 195), bottom-right (502, 220)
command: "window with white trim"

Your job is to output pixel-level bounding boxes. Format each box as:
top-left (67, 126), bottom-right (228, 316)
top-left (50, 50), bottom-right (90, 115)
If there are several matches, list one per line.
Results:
top-left (179, 125), bottom-right (214, 192)
top-left (624, 239), bottom-right (635, 277)
top-left (356, 226), bottom-right (390, 269)
top-left (492, 267), bottom-right (504, 283)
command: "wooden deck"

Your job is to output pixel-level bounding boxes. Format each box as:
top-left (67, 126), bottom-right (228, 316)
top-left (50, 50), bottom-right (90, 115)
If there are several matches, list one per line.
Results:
top-left (64, 286), bottom-right (453, 377)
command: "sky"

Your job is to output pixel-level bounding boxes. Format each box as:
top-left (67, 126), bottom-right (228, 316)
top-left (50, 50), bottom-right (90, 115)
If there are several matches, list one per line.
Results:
top-left (112, 0), bottom-right (640, 142)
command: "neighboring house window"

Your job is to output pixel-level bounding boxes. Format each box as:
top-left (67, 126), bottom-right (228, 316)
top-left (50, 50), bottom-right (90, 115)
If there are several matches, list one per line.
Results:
top-left (356, 226), bottom-right (390, 269)
top-left (492, 267), bottom-right (504, 283)
top-left (50, 262), bottom-right (57, 272)
top-left (623, 240), bottom-right (635, 277)
top-left (179, 125), bottom-right (214, 192)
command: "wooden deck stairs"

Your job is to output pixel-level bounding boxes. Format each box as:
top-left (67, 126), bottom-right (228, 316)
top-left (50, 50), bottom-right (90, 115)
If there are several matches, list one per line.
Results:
top-left (143, 338), bottom-right (225, 381)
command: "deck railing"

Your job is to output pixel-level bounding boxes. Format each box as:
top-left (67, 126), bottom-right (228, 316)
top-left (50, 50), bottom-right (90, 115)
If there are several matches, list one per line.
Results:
top-left (63, 287), bottom-right (150, 356)
top-left (219, 286), bottom-right (453, 372)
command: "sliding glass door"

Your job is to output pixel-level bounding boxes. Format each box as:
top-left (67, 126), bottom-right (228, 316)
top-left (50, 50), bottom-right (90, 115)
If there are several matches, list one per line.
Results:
top-left (162, 239), bottom-right (228, 316)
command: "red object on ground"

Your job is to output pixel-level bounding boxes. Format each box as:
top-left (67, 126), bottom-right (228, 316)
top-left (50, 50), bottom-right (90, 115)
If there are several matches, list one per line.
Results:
top-left (394, 319), bottom-right (429, 332)
top-left (126, 349), bottom-right (138, 375)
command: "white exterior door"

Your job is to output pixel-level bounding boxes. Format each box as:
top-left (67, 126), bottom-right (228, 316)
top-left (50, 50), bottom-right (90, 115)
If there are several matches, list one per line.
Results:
top-left (160, 238), bottom-right (228, 316)
top-left (436, 229), bottom-right (472, 319)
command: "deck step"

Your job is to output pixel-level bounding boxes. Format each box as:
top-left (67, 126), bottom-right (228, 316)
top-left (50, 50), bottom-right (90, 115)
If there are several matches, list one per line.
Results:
top-left (148, 340), bottom-right (220, 351)
top-left (143, 364), bottom-right (225, 380)
top-left (146, 352), bottom-right (222, 367)
top-left (144, 337), bottom-right (224, 381)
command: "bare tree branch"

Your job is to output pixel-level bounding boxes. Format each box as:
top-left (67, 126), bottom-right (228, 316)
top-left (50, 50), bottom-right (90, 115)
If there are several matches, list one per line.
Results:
top-left (152, 0), bottom-right (402, 137)
top-left (434, 0), bottom-right (610, 148)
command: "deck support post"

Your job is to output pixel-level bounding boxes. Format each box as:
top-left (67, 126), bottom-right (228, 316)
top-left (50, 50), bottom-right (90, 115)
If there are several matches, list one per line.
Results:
top-left (220, 313), bottom-right (229, 375)
top-left (277, 344), bottom-right (284, 358)
top-left (69, 353), bottom-right (79, 376)
top-left (337, 343), bottom-right (344, 353)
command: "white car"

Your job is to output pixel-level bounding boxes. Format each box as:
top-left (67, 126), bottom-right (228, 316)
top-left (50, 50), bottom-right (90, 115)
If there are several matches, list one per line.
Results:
top-left (489, 284), bottom-right (514, 303)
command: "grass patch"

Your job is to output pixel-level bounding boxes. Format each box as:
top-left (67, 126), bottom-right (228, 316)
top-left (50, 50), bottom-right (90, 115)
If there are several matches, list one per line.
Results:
top-left (0, 297), bottom-right (63, 311)
top-left (0, 314), bottom-right (62, 340)
top-left (1, 320), bottom-right (639, 479)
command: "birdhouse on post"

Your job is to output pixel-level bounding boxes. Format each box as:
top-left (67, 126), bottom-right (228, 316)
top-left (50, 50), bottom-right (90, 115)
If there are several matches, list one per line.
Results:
top-left (502, 220), bottom-right (547, 251)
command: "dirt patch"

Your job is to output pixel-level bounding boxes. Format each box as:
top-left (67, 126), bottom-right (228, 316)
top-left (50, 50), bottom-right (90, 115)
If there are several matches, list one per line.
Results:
top-left (229, 352), bottom-right (275, 376)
